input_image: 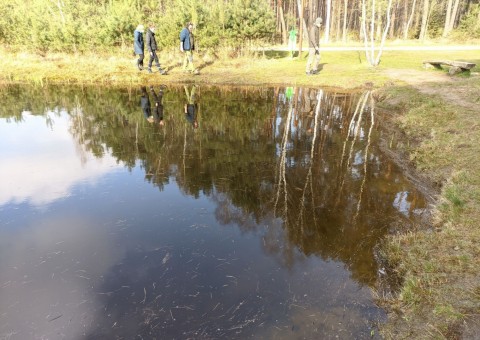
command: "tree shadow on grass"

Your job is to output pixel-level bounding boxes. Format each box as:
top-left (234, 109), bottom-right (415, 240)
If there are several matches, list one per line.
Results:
top-left (165, 59), bottom-right (215, 73)
top-left (467, 59), bottom-right (479, 73)
top-left (260, 49), bottom-right (320, 60)
top-left (262, 50), bottom-right (291, 59)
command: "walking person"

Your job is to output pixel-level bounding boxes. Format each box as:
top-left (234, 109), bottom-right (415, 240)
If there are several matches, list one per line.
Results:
top-left (150, 85), bottom-right (165, 126)
top-left (288, 26), bottom-right (297, 59)
top-left (184, 85), bottom-right (198, 129)
top-left (146, 23), bottom-right (166, 75)
top-left (140, 87), bottom-right (154, 122)
top-left (180, 22), bottom-right (198, 75)
top-left (133, 24), bottom-right (145, 71)
top-left (306, 17), bottom-right (322, 75)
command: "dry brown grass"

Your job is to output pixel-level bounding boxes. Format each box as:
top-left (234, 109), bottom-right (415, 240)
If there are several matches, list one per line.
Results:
top-left (377, 78), bottom-right (480, 339)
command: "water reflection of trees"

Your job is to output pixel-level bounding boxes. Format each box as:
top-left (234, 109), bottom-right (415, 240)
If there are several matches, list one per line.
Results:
top-left (1, 84), bottom-right (424, 286)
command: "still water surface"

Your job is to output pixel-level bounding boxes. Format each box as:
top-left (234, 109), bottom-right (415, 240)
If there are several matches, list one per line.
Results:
top-left (0, 85), bottom-right (426, 339)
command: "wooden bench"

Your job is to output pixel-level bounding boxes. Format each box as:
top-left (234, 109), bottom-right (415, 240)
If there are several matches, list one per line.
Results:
top-left (423, 60), bottom-right (476, 75)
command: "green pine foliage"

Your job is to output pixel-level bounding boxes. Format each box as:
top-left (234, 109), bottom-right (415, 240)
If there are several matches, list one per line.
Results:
top-left (0, 0), bottom-right (275, 53)
top-left (454, 4), bottom-right (480, 40)
top-left (225, 0), bottom-right (276, 47)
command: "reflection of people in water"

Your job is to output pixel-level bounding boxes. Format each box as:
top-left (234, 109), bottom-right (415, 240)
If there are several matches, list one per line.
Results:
top-left (150, 85), bottom-right (165, 126)
top-left (184, 85), bottom-right (198, 129)
top-left (301, 88), bottom-right (318, 134)
top-left (140, 86), bottom-right (153, 122)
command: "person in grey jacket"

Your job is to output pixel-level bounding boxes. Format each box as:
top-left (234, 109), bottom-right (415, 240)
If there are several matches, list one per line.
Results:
top-left (306, 17), bottom-right (322, 75)
top-left (146, 23), bottom-right (166, 75)
top-left (133, 24), bottom-right (145, 71)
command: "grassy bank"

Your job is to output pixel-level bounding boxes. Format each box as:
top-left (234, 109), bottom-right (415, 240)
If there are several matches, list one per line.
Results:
top-left (2, 47), bottom-right (478, 89)
top-left (1, 47), bottom-right (479, 338)
top-left (376, 78), bottom-right (480, 338)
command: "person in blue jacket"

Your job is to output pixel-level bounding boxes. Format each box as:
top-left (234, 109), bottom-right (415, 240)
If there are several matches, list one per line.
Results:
top-left (179, 22), bottom-right (197, 74)
top-left (184, 85), bottom-right (198, 128)
top-left (133, 24), bottom-right (145, 71)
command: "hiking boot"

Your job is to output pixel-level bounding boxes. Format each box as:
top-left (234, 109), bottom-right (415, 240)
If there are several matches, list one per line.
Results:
top-left (158, 68), bottom-right (167, 75)
top-left (137, 63), bottom-right (143, 71)
top-left (147, 68), bottom-right (153, 74)
top-left (306, 71), bottom-right (312, 75)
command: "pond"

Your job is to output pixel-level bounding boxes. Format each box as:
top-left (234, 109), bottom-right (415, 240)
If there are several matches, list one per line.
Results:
top-left (0, 84), bottom-right (426, 339)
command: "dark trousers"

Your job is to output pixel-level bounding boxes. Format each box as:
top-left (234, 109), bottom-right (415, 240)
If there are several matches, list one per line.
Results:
top-left (137, 54), bottom-right (144, 67)
top-left (150, 89), bottom-right (164, 122)
top-left (148, 50), bottom-right (160, 68)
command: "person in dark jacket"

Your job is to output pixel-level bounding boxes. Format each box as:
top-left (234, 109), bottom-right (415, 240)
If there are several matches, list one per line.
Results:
top-left (133, 24), bottom-right (145, 71)
top-left (179, 22), bottom-right (198, 74)
top-left (140, 87), bottom-right (153, 122)
top-left (306, 17), bottom-right (322, 75)
top-left (146, 23), bottom-right (166, 75)
top-left (150, 85), bottom-right (165, 126)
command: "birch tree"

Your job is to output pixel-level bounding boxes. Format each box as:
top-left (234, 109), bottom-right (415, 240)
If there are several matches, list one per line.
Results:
top-left (324, 0), bottom-right (332, 43)
top-left (361, 0), bottom-right (394, 66)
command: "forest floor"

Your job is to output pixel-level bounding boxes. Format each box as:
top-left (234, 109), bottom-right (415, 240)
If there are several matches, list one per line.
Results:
top-left (0, 46), bottom-right (479, 339)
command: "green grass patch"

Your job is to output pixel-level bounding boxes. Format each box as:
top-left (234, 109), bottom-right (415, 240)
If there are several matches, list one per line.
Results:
top-left (2, 47), bottom-right (478, 89)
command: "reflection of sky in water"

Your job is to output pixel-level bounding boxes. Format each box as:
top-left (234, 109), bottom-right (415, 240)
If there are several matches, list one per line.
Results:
top-left (353, 150), bottom-right (364, 166)
top-left (0, 92), bottom-right (409, 339)
top-left (0, 112), bottom-right (123, 207)
top-left (393, 191), bottom-right (412, 216)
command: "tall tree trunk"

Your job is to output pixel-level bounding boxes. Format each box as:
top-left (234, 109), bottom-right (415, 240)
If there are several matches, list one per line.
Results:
top-left (370, 0), bottom-right (375, 62)
top-left (297, 0), bottom-right (305, 55)
top-left (403, 0), bottom-right (417, 39)
top-left (443, 0), bottom-right (453, 37)
top-left (342, 0), bottom-right (348, 42)
top-left (361, 0), bottom-right (394, 66)
top-left (324, 0), bottom-right (332, 42)
top-left (374, 0), bottom-right (393, 65)
top-left (388, 0), bottom-right (397, 39)
top-left (359, 1), bottom-right (364, 40)
top-left (376, 9), bottom-right (383, 40)
top-left (447, 0), bottom-right (461, 32)
top-left (361, 0), bottom-right (372, 64)
top-left (279, 0), bottom-right (288, 44)
top-left (413, 1), bottom-right (422, 36)
top-left (419, 0), bottom-right (430, 41)
top-left (335, 0), bottom-right (341, 41)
